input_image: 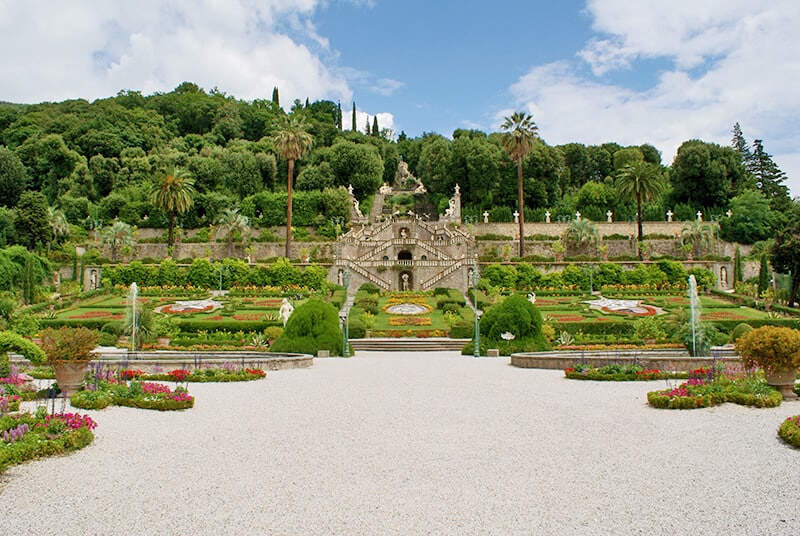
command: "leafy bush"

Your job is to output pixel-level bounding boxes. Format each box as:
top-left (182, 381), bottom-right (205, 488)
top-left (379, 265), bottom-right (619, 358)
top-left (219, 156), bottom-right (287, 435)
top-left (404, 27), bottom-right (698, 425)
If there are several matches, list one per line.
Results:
top-left (270, 298), bottom-right (343, 356)
top-left (729, 323), bottom-right (754, 343)
top-left (70, 389), bottom-right (113, 410)
top-left (38, 327), bottom-right (99, 363)
top-left (449, 321), bottom-right (473, 339)
top-left (480, 294), bottom-right (548, 352)
top-left (779, 415), bottom-right (800, 449)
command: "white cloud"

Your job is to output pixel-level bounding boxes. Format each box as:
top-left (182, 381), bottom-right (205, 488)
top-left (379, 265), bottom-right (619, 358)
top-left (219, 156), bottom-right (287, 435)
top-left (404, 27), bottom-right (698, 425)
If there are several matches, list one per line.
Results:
top-left (0, 0), bottom-right (350, 107)
top-left (509, 1), bottom-right (800, 195)
top-left (341, 107), bottom-right (396, 138)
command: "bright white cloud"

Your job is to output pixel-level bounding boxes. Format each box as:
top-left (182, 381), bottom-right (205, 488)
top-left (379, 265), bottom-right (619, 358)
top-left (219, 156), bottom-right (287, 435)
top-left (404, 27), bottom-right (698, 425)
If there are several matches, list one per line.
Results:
top-left (341, 107), bottom-right (396, 138)
top-left (0, 0), bottom-right (350, 106)
top-left (510, 1), bottom-right (800, 195)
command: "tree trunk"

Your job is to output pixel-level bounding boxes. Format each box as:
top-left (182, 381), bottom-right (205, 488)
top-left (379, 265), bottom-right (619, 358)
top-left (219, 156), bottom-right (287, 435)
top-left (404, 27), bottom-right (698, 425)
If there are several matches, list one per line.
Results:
top-left (168, 211), bottom-right (175, 248)
top-left (285, 159), bottom-right (295, 259)
top-left (790, 275), bottom-right (800, 308)
top-left (517, 158), bottom-right (525, 258)
top-left (637, 194), bottom-right (644, 243)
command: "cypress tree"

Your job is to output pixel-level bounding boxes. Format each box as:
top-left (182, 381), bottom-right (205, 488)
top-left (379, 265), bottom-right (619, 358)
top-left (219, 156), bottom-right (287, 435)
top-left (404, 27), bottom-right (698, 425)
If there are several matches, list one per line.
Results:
top-left (364, 117), bottom-right (370, 135)
top-left (372, 116), bottom-right (379, 137)
top-left (758, 254), bottom-right (770, 296)
top-left (272, 87), bottom-right (279, 106)
top-left (23, 255), bottom-right (34, 305)
top-left (734, 247), bottom-right (743, 285)
top-left (351, 102), bottom-right (357, 131)
top-left (337, 102), bottom-right (342, 131)
top-left (305, 97), bottom-right (310, 109)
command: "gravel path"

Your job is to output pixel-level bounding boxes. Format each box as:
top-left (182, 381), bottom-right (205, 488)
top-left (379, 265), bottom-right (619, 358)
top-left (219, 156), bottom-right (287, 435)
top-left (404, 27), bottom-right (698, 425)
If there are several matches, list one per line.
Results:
top-left (1, 351), bottom-right (799, 535)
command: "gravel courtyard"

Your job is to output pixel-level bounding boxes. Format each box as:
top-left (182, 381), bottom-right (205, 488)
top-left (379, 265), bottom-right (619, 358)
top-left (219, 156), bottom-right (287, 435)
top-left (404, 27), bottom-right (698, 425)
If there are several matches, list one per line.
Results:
top-left (1, 351), bottom-right (798, 535)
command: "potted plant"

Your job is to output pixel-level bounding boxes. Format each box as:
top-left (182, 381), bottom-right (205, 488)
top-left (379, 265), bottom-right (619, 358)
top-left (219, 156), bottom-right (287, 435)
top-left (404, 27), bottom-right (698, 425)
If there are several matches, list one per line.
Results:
top-left (735, 325), bottom-right (800, 399)
top-left (38, 326), bottom-right (100, 396)
top-left (153, 314), bottom-right (180, 347)
top-left (551, 240), bottom-right (565, 262)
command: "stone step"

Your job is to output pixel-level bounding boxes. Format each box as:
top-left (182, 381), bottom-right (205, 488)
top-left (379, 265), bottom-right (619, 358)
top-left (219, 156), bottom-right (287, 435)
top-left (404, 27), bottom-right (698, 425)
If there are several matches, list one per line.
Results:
top-left (350, 338), bottom-right (470, 352)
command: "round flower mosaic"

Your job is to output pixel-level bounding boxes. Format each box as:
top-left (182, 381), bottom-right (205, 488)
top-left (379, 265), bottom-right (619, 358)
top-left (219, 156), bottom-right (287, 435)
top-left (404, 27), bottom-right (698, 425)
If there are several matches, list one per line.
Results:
top-left (385, 303), bottom-right (431, 315)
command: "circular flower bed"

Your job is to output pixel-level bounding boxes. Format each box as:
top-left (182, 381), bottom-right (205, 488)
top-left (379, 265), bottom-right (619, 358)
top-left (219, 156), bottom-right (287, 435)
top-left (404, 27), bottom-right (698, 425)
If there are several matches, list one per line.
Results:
top-left (1, 408), bottom-right (96, 474)
top-left (779, 415), bottom-right (800, 449)
top-left (647, 375), bottom-right (782, 409)
top-left (71, 380), bottom-right (195, 411)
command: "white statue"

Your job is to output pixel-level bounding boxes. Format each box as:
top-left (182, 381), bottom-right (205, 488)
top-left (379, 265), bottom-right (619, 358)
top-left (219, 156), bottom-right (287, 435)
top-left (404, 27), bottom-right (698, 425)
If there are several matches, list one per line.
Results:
top-left (454, 184), bottom-right (460, 195)
top-left (483, 211), bottom-right (489, 223)
top-left (575, 211), bottom-right (581, 221)
top-left (402, 273), bottom-right (409, 291)
top-left (696, 211), bottom-right (703, 222)
top-left (353, 199), bottom-right (363, 218)
top-left (414, 183), bottom-right (427, 194)
top-left (666, 210), bottom-right (673, 222)
top-left (513, 211), bottom-right (520, 224)
top-left (379, 183), bottom-right (393, 194)
top-left (606, 210), bottom-right (613, 223)
top-left (279, 298), bottom-right (294, 327)
top-left (527, 292), bottom-right (536, 305)
top-left (545, 211), bottom-right (551, 223)
top-left (347, 184), bottom-right (354, 196)
top-left (445, 198), bottom-right (456, 217)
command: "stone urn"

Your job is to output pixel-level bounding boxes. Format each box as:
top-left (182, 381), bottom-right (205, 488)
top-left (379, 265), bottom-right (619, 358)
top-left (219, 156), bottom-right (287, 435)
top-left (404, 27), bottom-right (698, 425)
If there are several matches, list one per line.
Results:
top-left (53, 361), bottom-right (90, 396)
top-left (765, 368), bottom-right (798, 399)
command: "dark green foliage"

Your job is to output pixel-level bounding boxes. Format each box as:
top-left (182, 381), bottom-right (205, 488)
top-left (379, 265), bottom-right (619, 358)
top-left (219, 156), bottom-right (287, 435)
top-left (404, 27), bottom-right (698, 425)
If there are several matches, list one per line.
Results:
top-left (758, 254), bottom-right (770, 296)
top-left (14, 191), bottom-right (51, 251)
top-left (480, 294), bottom-right (543, 341)
top-left (270, 298), bottom-right (342, 356)
top-left (729, 323), bottom-right (754, 343)
top-left (359, 283), bottom-right (380, 295)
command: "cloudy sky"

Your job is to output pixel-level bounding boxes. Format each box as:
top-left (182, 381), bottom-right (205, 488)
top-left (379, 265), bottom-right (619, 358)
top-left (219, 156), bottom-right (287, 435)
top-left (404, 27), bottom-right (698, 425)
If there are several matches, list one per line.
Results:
top-left (2, 0), bottom-right (799, 194)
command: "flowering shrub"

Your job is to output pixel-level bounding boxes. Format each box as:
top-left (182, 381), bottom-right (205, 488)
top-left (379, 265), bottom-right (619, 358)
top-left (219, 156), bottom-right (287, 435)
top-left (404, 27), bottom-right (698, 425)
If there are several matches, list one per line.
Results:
top-left (168, 369), bottom-right (191, 382)
top-left (735, 325), bottom-right (800, 374)
top-left (120, 369), bottom-right (145, 381)
top-left (68, 311), bottom-right (124, 320)
top-left (779, 415), bottom-right (800, 449)
top-left (648, 374), bottom-right (782, 409)
top-left (0, 408), bottom-right (96, 473)
top-left (72, 380), bottom-right (195, 411)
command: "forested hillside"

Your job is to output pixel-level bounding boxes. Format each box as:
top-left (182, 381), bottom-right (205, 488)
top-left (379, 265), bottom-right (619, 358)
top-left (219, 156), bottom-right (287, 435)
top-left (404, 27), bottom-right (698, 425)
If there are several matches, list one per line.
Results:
top-left (0, 83), bottom-right (791, 252)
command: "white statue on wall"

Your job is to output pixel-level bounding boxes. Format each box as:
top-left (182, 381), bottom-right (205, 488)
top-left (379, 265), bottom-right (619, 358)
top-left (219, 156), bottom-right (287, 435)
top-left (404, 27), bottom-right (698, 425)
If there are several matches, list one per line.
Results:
top-left (279, 298), bottom-right (294, 327)
top-left (444, 198), bottom-right (456, 217)
top-left (353, 199), bottom-right (363, 219)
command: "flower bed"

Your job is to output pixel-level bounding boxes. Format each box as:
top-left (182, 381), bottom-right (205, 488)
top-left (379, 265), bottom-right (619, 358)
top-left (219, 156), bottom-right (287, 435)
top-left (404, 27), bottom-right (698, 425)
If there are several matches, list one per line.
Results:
top-left (1, 408), bottom-right (96, 474)
top-left (68, 311), bottom-right (124, 320)
top-left (71, 380), bottom-right (195, 411)
top-left (647, 375), bottom-right (782, 409)
top-left (779, 415), bottom-right (800, 449)
top-left (388, 316), bottom-right (432, 326)
top-left (143, 367), bottom-right (267, 383)
top-left (564, 363), bottom-right (690, 381)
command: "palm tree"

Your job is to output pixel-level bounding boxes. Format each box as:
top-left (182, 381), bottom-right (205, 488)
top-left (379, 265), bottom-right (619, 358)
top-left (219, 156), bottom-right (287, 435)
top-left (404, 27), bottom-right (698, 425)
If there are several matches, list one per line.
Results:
top-left (273, 113), bottom-right (313, 258)
top-left (615, 161), bottom-right (665, 246)
top-left (150, 168), bottom-right (195, 248)
top-left (215, 208), bottom-right (251, 257)
top-left (101, 220), bottom-right (134, 261)
top-left (501, 112), bottom-right (538, 257)
top-left (47, 206), bottom-right (69, 249)
top-left (681, 219), bottom-right (716, 258)
top-left (564, 219), bottom-right (599, 255)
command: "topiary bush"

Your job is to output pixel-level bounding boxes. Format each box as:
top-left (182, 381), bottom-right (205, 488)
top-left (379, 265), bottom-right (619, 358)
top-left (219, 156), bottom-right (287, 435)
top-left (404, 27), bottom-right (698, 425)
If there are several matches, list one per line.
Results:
top-left (270, 298), bottom-right (343, 356)
top-left (479, 294), bottom-right (550, 352)
top-left (729, 323), bottom-right (754, 343)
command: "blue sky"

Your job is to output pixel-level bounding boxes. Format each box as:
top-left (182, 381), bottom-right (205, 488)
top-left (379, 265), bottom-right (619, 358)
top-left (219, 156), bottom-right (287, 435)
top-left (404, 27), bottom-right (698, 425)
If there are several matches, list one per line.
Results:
top-left (1, 1), bottom-right (799, 194)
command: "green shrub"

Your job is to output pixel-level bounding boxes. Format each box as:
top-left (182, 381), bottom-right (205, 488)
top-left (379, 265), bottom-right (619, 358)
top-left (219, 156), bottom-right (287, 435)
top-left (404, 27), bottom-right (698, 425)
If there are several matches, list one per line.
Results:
top-left (271, 298), bottom-right (343, 355)
top-left (433, 287), bottom-right (450, 296)
top-left (729, 323), bottom-right (754, 343)
top-left (779, 415), bottom-right (800, 449)
top-left (480, 294), bottom-right (543, 342)
top-left (441, 303), bottom-right (461, 315)
top-left (359, 283), bottom-right (381, 295)
top-left (70, 389), bottom-right (113, 410)
top-left (449, 321), bottom-right (473, 339)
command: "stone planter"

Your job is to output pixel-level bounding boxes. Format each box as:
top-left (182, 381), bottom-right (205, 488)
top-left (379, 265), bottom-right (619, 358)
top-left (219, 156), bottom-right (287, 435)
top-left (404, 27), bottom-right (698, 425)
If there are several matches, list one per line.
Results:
top-left (765, 368), bottom-right (798, 399)
top-left (53, 361), bottom-right (90, 396)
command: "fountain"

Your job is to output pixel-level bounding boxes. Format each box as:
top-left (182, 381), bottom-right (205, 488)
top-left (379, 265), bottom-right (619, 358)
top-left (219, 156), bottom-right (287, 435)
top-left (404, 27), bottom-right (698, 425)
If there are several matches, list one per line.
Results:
top-left (688, 275), bottom-right (700, 356)
top-left (129, 282), bottom-right (138, 354)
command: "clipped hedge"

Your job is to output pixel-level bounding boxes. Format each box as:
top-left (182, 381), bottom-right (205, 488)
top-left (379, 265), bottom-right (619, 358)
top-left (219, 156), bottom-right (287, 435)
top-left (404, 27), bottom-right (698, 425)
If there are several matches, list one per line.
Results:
top-left (270, 298), bottom-right (343, 356)
top-left (112, 396), bottom-right (194, 411)
top-left (176, 319), bottom-right (281, 333)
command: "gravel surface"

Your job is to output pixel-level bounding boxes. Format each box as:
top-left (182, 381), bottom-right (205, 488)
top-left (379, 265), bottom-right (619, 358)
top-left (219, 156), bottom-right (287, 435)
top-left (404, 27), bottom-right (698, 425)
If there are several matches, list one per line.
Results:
top-left (1, 351), bottom-right (799, 535)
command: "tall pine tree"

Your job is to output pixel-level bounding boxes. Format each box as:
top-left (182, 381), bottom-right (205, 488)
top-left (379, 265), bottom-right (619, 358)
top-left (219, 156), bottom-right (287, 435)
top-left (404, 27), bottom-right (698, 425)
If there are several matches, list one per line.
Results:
top-left (372, 116), bottom-right (379, 137)
top-left (364, 117), bottom-right (370, 135)
top-left (731, 122), bottom-right (750, 164)
top-left (351, 102), bottom-right (357, 131)
top-left (750, 139), bottom-right (789, 205)
top-left (337, 102), bottom-right (342, 131)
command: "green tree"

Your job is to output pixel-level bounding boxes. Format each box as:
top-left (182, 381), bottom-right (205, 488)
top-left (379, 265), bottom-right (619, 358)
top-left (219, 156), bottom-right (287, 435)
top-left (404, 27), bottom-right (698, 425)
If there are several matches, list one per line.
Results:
top-left (47, 206), bottom-right (69, 246)
top-left (501, 112), bottom-right (538, 257)
top-left (0, 146), bottom-right (27, 207)
top-left (615, 161), bottom-right (664, 245)
top-left (273, 113), bottom-right (313, 258)
top-left (758, 254), bottom-right (771, 297)
top-left (14, 191), bottom-right (51, 251)
top-left (731, 122), bottom-right (750, 163)
top-left (670, 140), bottom-right (746, 208)
top-left (749, 139), bottom-right (790, 208)
top-left (327, 141), bottom-right (383, 198)
top-left (564, 218), bottom-right (599, 255)
top-left (272, 87), bottom-right (279, 106)
top-left (680, 219), bottom-right (716, 258)
top-left (150, 168), bottom-right (195, 248)
top-left (372, 116), bottom-right (379, 137)
top-left (215, 207), bottom-right (250, 257)
top-left (734, 247), bottom-right (744, 284)
top-left (772, 205), bottom-right (800, 306)
top-left (351, 102), bottom-right (357, 132)
top-left (101, 220), bottom-right (134, 261)
top-left (718, 190), bottom-right (773, 244)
